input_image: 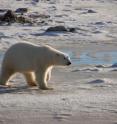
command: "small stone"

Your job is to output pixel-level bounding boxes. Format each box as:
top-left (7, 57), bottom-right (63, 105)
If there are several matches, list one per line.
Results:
top-left (68, 28), bottom-right (76, 32)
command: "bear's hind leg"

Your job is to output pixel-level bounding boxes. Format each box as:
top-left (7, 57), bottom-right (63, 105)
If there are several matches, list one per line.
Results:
top-left (0, 67), bottom-right (14, 86)
top-left (23, 72), bottom-right (37, 87)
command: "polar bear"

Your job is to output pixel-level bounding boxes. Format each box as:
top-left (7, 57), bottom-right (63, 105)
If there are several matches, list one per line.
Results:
top-left (0, 42), bottom-right (71, 90)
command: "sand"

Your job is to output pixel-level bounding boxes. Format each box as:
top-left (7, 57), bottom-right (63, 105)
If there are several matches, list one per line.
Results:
top-left (0, 0), bottom-right (117, 124)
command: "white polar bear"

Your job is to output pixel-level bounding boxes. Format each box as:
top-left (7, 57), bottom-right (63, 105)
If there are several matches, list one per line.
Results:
top-left (0, 42), bottom-right (71, 90)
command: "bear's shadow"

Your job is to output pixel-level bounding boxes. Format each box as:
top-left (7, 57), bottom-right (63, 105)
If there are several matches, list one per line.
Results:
top-left (0, 85), bottom-right (30, 94)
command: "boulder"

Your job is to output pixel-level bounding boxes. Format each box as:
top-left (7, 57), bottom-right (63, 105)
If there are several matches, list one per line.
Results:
top-left (1, 10), bottom-right (16, 22)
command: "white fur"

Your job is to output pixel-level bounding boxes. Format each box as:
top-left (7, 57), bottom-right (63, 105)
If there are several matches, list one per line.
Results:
top-left (0, 42), bottom-right (71, 90)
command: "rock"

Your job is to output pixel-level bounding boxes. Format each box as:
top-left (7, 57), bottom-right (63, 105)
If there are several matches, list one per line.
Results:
top-left (0, 15), bottom-right (3, 21)
top-left (32, 0), bottom-right (39, 2)
top-left (0, 9), bottom-right (8, 13)
top-left (38, 14), bottom-right (50, 18)
top-left (93, 31), bottom-right (102, 34)
top-left (15, 8), bottom-right (28, 14)
top-left (111, 63), bottom-right (117, 68)
top-left (0, 10), bottom-right (33, 24)
top-left (82, 9), bottom-right (96, 14)
top-left (16, 16), bottom-right (33, 24)
top-left (95, 65), bottom-right (105, 68)
top-left (1, 10), bottom-right (16, 22)
top-left (29, 13), bottom-right (50, 19)
top-left (88, 79), bottom-right (104, 84)
top-left (95, 22), bottom-right (105, 25)
top-left (46, 26), bottom-right (68, 32)
top-left (87, 9), bottom-right (96, 13)
top-left (46, 26), bottom-right (76, 33)
top-left (111, 69), bottom-right (117, 71)
top-left (69, 28), bottom-right (76, 32)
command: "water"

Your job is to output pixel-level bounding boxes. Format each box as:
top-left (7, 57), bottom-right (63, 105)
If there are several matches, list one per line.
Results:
top-left (69, 51), bottom-right (117, 65)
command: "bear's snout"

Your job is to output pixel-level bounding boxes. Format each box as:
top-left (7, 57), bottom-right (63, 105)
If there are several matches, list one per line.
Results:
top-left (65, 56), bottom-right (71, 66)
top-left (67, 61), bottom-right (71, 65)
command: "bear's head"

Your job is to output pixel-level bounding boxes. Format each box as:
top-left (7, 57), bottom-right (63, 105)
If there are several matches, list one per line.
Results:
top-left (44, 45), bottom-right (71, 66)
top-left (55, 52), bottom-right (71, 66)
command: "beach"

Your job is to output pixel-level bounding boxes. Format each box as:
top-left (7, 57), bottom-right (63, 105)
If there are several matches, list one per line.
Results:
top-left (0, 0), bottom-right (117, 123)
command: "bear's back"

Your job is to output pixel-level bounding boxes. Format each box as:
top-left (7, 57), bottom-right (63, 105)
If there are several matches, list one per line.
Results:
top-left (8, 42), bottom-right (39, 51)
top-left (3, 43), bottom-right (41, 65)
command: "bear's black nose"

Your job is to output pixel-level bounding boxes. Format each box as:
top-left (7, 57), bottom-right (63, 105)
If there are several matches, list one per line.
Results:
top-left (67, 61), bottom-right (71, 65)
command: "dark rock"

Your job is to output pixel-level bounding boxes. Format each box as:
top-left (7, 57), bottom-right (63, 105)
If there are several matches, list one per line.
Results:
top-left (95, 65), bottom-right (105, 68)
top-left (87, 9), bottom-right (96, 13)
top-left (15, 8), bottom-right (28, 14)
top-left (0, 10), bottom-right (33, 25)
top-left (0, 15), bottom-right (3, 20)
top-left (81, 9), bottom-right (96, 14)
top-left (36, 14), bottom-right (49, 18)
top-left (46, 26), bottom-right (77, 33)
top-left (33, 0), bottom-right (39, 2)
top-left (111, 69), bottom-right (117, 71)
top-left (38, 14), bottom-right (50, 18)
top-left (46, 26), bottom-right (68, 32)
top-left (1, 10), bottom-right (16, 22)
top-left (16, 16), bottom-right (33, 24)
top-left (93, 31), bottom-right (101, 34)
top-left (88, 79), bottom-right (104, 84)
top-left (95, 22), bottom-right (105, 25)
top-left (68, 28), bottom-right (76, 32)
top-left (29, 12), bottom-right (50, 19)
top-left (0, 9), bottom-right (8, 13)
top-left (107, 21), bottom-right (112, 24)
top-left (111, 63), bottom-right (117, 68)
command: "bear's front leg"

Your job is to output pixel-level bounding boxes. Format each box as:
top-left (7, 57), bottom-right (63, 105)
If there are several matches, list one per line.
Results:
top-left (46, 69), bottom-right (51, 81)
top-left (35, 69), bottom-right (53, 90)
top-left (46, 66), bottom-right (53, 81)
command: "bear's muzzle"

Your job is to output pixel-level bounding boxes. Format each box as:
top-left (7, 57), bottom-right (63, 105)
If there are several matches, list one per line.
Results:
top-left (67, 61), bottom-right (71, 65)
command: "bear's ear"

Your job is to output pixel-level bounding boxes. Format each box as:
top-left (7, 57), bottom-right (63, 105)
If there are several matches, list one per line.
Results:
top-left (56, 53), bottom-right (60, 56)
